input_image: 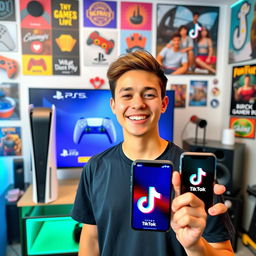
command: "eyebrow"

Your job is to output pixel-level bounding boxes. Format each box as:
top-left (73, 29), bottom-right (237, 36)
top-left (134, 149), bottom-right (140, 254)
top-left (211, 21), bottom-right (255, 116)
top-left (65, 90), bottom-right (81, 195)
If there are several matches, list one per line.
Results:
top-left (118, 87), bottom-right (158, 94)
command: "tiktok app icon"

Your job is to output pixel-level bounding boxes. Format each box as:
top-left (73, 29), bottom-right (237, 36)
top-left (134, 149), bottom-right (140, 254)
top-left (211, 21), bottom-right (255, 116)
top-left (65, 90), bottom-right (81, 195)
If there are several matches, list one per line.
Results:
top-left (189, 168), bottom-right (206, 186)
top-left (137, 187), bottom-right (161, 214)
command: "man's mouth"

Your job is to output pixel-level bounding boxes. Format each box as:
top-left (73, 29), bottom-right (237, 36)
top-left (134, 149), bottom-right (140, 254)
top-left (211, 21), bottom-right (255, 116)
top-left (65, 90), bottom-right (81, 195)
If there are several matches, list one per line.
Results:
top-left (128, 115), bottom-right (148, 121)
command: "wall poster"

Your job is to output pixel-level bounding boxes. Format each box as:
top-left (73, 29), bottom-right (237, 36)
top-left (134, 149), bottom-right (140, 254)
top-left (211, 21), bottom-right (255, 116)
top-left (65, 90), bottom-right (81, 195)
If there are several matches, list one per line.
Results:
top-left (230, 64), bottom-right (256, 117)
top-left (156, 4), bottom-right (219, 75)
top-left (229, 0), bottom-right (256, 63)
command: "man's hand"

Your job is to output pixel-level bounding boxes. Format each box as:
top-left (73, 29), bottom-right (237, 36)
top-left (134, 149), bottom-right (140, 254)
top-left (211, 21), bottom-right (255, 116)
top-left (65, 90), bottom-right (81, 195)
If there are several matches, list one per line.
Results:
top-left (171, 171), bottom-right (227, 250)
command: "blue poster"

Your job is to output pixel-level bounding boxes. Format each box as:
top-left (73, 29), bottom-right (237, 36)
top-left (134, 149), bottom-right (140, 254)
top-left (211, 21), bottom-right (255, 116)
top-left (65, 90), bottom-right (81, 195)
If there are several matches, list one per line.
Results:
top-left (229, 0), bottom-right (256, 63)
top-left (83, 0), bottom-right (117, 28)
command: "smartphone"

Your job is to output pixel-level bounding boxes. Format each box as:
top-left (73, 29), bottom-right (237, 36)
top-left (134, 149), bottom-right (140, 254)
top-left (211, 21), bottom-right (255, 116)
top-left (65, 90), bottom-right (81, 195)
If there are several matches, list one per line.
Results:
top-left (131, 159), bottom-right (173, 232)
top-left (180, 152), bottom-right (216, 211)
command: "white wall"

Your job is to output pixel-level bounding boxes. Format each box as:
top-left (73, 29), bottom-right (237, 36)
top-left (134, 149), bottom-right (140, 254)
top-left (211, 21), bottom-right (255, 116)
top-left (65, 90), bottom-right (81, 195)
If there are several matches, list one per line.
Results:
top-left (0, 0), bottom-right (255, 230)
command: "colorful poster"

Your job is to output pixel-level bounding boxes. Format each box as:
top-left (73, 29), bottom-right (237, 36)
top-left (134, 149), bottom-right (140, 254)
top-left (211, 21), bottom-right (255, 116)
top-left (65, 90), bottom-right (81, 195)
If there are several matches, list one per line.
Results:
top-left (84, 0), bottom-right (117, 28)
top-left (51, 0), bottom-right (80, 75)
top-left (229, 0), bottom-right (256, 63)
top-left (189, 80), bottom-right (208, 106)
top-left (230, 117), bottom-right (256, 139)
top-left (0, 22), bottom-right (17, 51)
top-left (84, 29), bottom-right (117, 66)
top-left (0, 0), bottom-right (16, 21)
top-left (20, 0), bottom-right (80, 76)
top-left (0, 82), bottom-right (19, 120)
top-left (170, 84), bottom-right (187, 108)
top-left (120, 30), bottom-right (151, 54)
top-left (230, 64), bottom-right (256, 117)
top-left (0, 127), bottom-right (22, 156)
top-left (121, 2), bottom-right (152, 30)
top-left (157, 4), bottom-right (219, 75)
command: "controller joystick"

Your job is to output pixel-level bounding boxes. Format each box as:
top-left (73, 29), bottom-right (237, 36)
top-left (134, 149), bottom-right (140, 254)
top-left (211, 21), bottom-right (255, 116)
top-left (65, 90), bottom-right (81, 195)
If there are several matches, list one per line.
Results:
top-left (130, 5), bottom-right (143, 25)
top-left (0, 56), bottom-right (18, 79)
top-left (27, 58), bottom-right (47, 71)
top-left (73, 117), bottom-right (117, 144)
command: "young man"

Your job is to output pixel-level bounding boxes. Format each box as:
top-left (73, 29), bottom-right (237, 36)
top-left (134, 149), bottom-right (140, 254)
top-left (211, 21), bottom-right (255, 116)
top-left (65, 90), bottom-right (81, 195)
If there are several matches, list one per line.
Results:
top-left (71, 50), bottom-right (234, 256)
top-left (157, 32), bottom-right (188, 75)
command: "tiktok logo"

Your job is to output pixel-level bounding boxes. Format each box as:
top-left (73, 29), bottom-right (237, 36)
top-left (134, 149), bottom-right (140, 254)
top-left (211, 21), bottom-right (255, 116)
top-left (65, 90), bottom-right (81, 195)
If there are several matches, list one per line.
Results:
top-left (137, 187), bottom-right (161, 214)
top-left (189, 168), bottom-right (206, 186)
top-left (189, 23), bottom-right (202, 39)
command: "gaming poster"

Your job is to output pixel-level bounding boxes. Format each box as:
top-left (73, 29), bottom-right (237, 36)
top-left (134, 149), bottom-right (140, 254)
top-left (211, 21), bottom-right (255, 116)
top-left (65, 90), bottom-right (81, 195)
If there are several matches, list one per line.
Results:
top-left (83, 1), bottom-right (117, 66)
top-left (84, 29), bottom-right (118, 66)
top-left (189, 80), bottom-right (208, 106)
top-left (156, 4), bottom-right (219, 75)
top-left (229, 0), bottom-right (256, 63)
top-left (0, 0), bottom-right (16, 21)
top-left (230, 64), bottom-right (256, 117)
top-left (0, 127), bottom-right (22, 156)
top-left (0, 82), bottom-right (19, 120)
top-left (83, 0), bottom-right (117, 28)
top-left (120, 2), bottom-right (152, 54)
top-left (20, 0), bottom-right (80, 75)
top-left (170, 84), bottom-right (187, 108)
top-left (230, 117), bottom-right (256, 139)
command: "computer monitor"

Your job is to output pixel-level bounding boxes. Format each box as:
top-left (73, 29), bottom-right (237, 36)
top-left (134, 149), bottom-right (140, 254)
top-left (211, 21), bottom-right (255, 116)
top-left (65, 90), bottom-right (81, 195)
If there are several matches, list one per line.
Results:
top-left (29, 89), bottom-right (174, 168)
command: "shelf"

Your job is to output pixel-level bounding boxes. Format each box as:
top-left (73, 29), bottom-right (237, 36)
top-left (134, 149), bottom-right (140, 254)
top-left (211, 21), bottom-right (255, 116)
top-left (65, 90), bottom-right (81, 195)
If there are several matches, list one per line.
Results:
top-left (26, 216), bottom-right (79, 255)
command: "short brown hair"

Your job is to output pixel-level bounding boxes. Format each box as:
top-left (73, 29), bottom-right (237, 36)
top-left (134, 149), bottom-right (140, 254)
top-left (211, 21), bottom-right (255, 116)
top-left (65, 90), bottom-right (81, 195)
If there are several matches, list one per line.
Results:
top-left (107, 50), bottom-right (167, 99)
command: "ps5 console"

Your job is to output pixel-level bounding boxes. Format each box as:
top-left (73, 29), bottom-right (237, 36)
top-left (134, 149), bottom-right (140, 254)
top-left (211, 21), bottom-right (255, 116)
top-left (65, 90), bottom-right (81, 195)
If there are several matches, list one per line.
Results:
top-left (29, 105), bottom-right (58, 203)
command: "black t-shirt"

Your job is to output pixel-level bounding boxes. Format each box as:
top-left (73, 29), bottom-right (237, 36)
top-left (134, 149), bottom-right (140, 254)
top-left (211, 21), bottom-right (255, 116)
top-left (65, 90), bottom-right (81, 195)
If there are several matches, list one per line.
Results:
top-left (71, 142), bottom-right (232, 256)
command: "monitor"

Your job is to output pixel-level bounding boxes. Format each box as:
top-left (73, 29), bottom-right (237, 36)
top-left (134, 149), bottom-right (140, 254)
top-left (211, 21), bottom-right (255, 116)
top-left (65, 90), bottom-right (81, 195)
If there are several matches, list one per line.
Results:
top-left (29, 89), bottom-right (174, 168)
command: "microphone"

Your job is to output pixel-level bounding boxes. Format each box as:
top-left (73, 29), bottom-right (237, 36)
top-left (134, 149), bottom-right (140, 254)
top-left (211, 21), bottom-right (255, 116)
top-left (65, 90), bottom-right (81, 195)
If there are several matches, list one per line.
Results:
top-left (190, 115), bottom-right (207, 128)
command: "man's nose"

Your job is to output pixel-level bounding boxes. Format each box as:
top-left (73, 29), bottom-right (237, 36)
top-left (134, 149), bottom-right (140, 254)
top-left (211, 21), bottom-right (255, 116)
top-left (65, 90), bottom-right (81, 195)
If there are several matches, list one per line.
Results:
top-left (132, 95), bottom-right (146, 109)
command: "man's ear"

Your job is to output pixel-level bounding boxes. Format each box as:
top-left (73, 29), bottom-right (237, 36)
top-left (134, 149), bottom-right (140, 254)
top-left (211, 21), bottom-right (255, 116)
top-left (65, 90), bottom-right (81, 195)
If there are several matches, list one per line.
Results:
top-left (161, 95), bottom-right (169, 114)
top-left (110, 98), bottom-right (116, 114)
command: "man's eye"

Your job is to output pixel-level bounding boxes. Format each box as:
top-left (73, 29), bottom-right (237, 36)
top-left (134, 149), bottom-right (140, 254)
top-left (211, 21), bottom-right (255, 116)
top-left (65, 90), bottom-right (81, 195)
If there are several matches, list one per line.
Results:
top-left (144, 94), bottom-right (156, 99)
top-left (122, 94), bottom-right (132, 98)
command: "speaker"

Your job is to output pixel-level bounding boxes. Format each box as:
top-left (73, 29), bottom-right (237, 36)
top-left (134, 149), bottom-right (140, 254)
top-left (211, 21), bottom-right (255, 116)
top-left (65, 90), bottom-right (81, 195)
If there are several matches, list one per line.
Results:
top-left (183, 138), bottom-right (245, 195)
top-left (13, 158), bottom-right (24, 191)
top-left (224, 194), bottom-right (243, 252)
top-left (29, 105), bottom-right (58, 203)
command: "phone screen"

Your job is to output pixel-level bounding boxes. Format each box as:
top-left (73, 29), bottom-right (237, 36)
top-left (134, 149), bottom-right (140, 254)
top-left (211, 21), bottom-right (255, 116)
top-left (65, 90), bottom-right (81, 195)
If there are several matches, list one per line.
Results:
top-left (131, 160), bottom-right (173, 232)
top-left (180, 153), bottom-right (216, 210)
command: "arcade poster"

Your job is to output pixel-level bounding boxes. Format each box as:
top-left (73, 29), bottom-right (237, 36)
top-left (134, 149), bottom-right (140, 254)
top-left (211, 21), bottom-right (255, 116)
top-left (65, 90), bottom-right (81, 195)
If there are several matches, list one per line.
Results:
top-left (156, 4), bottom-right (219, 75)
top-left (0, 127), bottom-right (22, 156)
top-left (230, 64), bottom-right (256, 117)
top-left (83, 0), bottom-right (117, 28)
top-left (20, 0), bottom-right (80, 76)
top-left (229, 0), bottom-right (256, 63)
top-left (0, 82), bottom-right (20, 120)
top-left (120, 2), bottom-right (152, 54)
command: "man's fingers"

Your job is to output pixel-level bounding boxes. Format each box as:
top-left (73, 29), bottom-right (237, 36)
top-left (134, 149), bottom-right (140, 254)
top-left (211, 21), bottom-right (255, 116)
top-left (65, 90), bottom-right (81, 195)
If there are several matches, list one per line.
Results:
top-left (172, 171), bottom-right (181, 197)
top-left (214, 184), bottom-right (226, 195)
top-left (208, 203), bottom-right (228, 216)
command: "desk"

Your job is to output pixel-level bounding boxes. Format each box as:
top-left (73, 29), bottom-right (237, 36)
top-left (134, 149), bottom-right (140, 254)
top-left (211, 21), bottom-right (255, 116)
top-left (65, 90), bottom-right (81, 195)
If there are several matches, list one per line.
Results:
top-left (17, 179), bottom-right (79, 256)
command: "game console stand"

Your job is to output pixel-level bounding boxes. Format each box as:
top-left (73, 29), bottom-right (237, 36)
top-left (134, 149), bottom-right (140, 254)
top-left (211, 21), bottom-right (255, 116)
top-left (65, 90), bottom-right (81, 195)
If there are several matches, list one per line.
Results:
top-left (29, 105), bottom-right (58, 203)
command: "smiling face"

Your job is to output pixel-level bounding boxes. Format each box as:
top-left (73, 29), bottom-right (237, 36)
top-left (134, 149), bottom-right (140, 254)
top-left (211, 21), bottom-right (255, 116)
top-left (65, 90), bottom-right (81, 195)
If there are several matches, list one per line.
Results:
top-left (110, 70), bottom-right (168, 140)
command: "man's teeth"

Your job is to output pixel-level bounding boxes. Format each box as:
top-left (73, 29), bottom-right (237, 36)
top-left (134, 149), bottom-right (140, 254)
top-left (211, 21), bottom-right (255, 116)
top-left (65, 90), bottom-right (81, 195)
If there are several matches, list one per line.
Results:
top-left (129, 116), bottom-right (147, 120)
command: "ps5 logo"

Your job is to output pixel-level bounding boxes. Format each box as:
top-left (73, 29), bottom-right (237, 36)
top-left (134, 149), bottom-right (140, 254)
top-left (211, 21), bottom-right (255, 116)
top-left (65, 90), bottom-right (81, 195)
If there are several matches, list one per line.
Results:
top-left (137, 187), bottom-right (161, 214)
top-left (189, 168), bottom-right (206, 186)
top-left (53, 91), bottom-right (87, 100)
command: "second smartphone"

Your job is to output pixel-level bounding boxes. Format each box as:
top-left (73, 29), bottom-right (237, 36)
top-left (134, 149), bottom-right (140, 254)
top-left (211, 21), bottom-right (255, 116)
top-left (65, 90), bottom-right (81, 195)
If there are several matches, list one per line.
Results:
top-left (179, 152), bottom-right (216, 211)
top-left (131, 160), bottom-right (173, 232)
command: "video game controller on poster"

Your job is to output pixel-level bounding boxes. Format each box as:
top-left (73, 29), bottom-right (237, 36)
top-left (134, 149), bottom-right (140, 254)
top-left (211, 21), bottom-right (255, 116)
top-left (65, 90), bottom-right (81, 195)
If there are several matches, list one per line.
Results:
top-left (87, 31), bottom-right (114, 55)
top-left (0, 56), bottom-right (18, 79)
top-left (73, 117), bottom-right (117, 144)
top-left (0, 24), bottom-right (16, 51)
top-left (27, 58), bottom-right (47, 71)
